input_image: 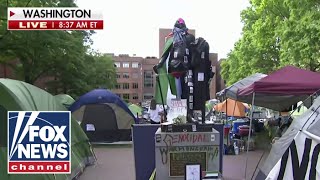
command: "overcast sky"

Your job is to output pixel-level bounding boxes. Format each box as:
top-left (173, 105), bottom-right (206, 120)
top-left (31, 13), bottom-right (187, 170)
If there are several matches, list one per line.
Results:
top-left (76, 0), bottom-right (250, 59)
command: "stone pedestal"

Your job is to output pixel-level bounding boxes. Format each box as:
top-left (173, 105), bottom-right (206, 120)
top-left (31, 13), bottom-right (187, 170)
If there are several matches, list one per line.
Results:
top-left (155, 127), bottom-right (220, 179)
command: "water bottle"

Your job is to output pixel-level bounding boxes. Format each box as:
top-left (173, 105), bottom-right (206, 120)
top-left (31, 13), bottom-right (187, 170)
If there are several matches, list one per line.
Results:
top-left (234, 142), bottom-right (239, 155)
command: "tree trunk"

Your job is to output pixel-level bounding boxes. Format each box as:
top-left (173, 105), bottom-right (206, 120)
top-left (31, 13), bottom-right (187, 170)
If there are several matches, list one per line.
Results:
top-left (22, 62), bottom-right (34, 84)
top-left (63, 86), bottom-right (67, 94)
top-left (24, 75), bottom-right (32, 84)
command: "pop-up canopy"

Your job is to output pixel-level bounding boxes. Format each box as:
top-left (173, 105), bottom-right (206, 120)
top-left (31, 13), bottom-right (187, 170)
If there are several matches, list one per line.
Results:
top-left (237, 66), bottom-right (320, 179)
top-left (239, 66), bottom-right (320, 96)
top-left (216, 73), bottom-right (267, 100)
top-left (237, 66), bottom-right (320, 111)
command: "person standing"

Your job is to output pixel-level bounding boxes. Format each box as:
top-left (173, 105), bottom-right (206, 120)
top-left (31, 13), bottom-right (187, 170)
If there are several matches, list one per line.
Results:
top-left (148, 99), bottom-right (164, 124)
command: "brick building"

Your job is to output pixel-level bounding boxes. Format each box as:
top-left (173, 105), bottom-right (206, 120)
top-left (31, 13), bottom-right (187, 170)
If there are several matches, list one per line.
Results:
top-left (109, 54), bottom-right (158, 103)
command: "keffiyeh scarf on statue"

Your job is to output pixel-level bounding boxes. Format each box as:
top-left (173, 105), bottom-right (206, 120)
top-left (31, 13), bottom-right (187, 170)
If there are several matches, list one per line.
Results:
top-left (170, 27), bottom-right (189, 72)
top-left (170, 27), bottom-right (189, 99)
top-left (172, 27), bottom-right (188, 47)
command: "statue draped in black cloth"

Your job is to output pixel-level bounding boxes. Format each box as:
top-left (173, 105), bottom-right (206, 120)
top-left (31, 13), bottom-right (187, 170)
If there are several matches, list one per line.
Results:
top-left (153, 18), bottom-right (195, 99)
top-left (153, 18), bottom-right (214, 123)
top-left (169, 18), bottom-right (195, 98)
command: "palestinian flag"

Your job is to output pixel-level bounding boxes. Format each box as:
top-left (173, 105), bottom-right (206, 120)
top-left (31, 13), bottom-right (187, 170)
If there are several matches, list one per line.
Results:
top-left (154, 36), bottom-right (177, 105)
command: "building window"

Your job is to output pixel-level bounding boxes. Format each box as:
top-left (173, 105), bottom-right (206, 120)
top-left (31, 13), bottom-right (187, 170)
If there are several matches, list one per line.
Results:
top-left (132, 73), bottom-right (139, 78)
top-left (122, 62), bottom-right (130, 68)
top-left (115, 84), bottom-right (121, 89)
top-left (123, 94), bottom-right (130, 100)
top-left (123, 72), bottom-right (129, 78)
top-left (133, 93), bottom-right (139, 100)
top-left (132, 62), bottom-right (139, 68)
top-left (123, 83), bottom-right (130, 89)
top-left (116, 94), bottom-right (121, 97)
top-left (116, 73), bottom-right (121, 79)
top-left (132, 83), bottom-right (138, 89)
top-left (114, 62), bottom-right (120, 68)
top-left (144, 71), bottom-right (154, 88)
top-left (143, 94), bottom-right (153, 100)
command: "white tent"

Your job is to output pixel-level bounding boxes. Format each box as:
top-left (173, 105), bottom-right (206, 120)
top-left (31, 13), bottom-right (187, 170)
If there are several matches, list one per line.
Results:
top-left (256, 96), bottom-right (320, 179)
top-left (216, 73), bottom-right (267, 100)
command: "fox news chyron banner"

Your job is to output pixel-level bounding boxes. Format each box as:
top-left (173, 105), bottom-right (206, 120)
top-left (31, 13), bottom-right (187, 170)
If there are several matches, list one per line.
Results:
top-left (7, 111), bottom-right (71, 174)
top-left (7, 7), bottom-right (103, 30)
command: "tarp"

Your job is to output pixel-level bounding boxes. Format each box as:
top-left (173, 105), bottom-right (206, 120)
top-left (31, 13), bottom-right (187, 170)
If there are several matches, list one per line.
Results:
top-left (239, 66), bottom-right (320, 96)
top-left (216, 73), bottom-right (267, 99)
top-left (0, 78), bottom-right (95, 180)
top-left (213, 99), bottom-right (246, 117)
top-left (256, 96), bottom-right (320, 180)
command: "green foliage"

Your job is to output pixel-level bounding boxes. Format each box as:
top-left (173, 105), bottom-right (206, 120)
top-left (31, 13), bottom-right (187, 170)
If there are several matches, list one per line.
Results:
top-left (48, 53), bottom-right (117, 98)
top-left (221, 0), bottom-right (320, 85)
top-left (0, 0), bottom-right (116, 98)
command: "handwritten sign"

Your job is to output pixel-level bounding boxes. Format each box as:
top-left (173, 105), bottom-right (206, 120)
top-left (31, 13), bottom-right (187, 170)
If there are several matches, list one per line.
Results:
top-left (169, 152), bottom-right (206, 177)
top-left (167, 99), bottom-right (187, 123)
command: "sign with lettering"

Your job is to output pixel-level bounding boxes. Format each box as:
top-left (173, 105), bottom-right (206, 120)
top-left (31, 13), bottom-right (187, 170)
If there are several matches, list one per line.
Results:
top-left (169, 152), bottom-right (207, 177)
top-left (267, 137), bottom-right (320, 179)
top-left (167, 99), bottom-right (187, 123)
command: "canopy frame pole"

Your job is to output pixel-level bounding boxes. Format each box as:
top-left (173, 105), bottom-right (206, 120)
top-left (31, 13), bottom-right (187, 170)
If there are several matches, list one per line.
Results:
top-left (222, 95), bottom-right (229, 146)
top-left (226, 96), bottom-right (228, 124)
top-left (245, 92), bottom-right (255, 179)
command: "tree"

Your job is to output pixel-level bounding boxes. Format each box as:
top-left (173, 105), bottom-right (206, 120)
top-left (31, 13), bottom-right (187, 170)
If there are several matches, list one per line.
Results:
top-left (45, 53), bottom-right (117, 98)
top-left (0, 0), bottom-right (116, 98)
top-left (0, 0), bottom-right (82, 83)
top-left (221, 0), bottom-right (320, 85)
top-left (85, 54), bottom-right (117, 89)
top-left (279, 0), bottom-right (320, 71)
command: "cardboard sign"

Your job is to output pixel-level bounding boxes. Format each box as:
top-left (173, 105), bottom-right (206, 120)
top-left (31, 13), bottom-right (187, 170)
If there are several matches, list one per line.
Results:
top-left (167, 99), bottom-right (187, 123)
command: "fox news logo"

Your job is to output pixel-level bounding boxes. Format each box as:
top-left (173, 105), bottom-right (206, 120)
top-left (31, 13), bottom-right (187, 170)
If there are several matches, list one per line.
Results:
top-left (7, 111), bottom-right (71, 174)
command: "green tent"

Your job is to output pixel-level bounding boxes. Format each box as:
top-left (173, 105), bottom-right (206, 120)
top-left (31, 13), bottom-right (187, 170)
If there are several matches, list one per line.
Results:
top-left (128, 104), bottom-right (143, 117)
top-left (0, 79), bottom-right (96, 180)
top-left (54, 94), bottom-right (75, 108)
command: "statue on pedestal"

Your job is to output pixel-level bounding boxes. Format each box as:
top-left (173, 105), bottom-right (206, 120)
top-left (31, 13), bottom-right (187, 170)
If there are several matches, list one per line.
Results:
top-left (154, 18), bottom-right (214, 125)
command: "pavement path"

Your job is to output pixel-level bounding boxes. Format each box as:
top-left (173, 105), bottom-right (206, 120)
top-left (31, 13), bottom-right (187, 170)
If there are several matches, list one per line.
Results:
top-left (78, 147), bottom-right (268, 180)
top-left (78, 147), bottom-right (135, 180)
top-left (223, 150), bottom-right (269, 180)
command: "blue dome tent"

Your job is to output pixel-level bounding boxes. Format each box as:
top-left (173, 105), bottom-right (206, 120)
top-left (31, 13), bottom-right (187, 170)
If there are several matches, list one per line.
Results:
top-left (69, 89), bottom-right (137, 143)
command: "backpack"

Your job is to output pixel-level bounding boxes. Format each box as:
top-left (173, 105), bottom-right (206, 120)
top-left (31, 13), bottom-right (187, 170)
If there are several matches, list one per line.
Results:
top-left (192, 38), bottom-right (214, 79)
top-left (168, 33), bottom-right (195, 77)
top-left (190, 37), bottom-right (214, 101)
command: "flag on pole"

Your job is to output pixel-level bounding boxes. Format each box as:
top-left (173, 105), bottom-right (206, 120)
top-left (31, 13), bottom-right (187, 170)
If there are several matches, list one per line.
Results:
top-left (155, 37), bottom-right (177, 105)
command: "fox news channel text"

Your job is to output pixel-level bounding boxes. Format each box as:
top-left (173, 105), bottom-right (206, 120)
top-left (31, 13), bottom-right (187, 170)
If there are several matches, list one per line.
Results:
top-left (8, 111), bottom-right (71, 174)
top-left (7, 8), bottom-right (103, 30)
